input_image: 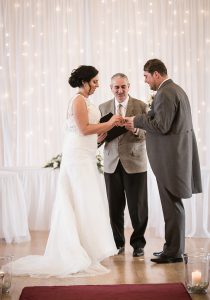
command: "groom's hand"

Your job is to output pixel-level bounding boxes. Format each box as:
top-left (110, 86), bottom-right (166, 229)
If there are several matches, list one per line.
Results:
top-left (124, 116), bottom-right (135, 131)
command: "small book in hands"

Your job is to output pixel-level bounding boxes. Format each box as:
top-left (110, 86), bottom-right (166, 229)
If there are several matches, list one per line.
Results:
top-left (98, 112), bottom-right (127, 147)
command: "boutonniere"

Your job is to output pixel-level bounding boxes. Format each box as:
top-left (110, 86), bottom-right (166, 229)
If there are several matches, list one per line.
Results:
top-left (146, 90), bottom-right (156, 110)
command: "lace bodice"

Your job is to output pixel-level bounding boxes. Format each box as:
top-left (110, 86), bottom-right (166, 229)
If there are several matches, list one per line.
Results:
top-left (65, 95), bottom-right (101, 135)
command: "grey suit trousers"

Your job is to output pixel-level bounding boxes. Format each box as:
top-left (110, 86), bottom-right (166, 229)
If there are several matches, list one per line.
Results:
top-left (157, 180), bottom-right (185, 257)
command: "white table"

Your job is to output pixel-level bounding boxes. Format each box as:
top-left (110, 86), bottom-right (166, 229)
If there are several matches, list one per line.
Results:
top-left (0, 166), bottom-right (209, 243)
top-left (1, 167), bottom-right (59, 231)
top-left (145, 166), bottom-right (210, 238)
top-left (0, 171), bottom-right (30, 243)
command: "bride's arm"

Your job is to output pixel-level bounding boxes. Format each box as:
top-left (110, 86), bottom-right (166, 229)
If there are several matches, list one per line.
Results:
top-left (72, 95), bottom-right (121, 135)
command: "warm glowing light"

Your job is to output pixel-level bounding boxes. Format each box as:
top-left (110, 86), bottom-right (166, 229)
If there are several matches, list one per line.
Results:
top-left (14, 3), bottom-right (20, 8)
top-left (192, 270), bottom-right (202, 285)
top-left (0, 0), bottom-right (209, 167)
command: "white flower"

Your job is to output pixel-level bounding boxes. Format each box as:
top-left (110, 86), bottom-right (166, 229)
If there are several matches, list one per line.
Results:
top-left (146, 90), bottom-right (156, 109)
top-left (44, 152), bottom-right (103, 173)
top-left (53, 161), bottom-right (59, 169)
top-left (96, 150), bottom-right (104, 174)
top-left (44, 153), bottom-right (62, 169)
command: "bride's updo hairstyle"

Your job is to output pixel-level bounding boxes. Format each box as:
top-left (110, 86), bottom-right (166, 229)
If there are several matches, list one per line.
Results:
top-left (68, 65), bottom-right (98, 88)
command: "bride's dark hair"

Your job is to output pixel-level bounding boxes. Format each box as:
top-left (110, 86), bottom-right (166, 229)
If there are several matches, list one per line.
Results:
top-left (68, 65), bottom-right (98, 88)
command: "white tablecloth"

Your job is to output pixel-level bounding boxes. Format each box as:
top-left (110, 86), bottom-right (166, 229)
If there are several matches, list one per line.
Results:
top-left (0, 166), bottom-right (209, 243)
top-left (14, 167), bottom-right (59, 230)
top-left (145, 166), bottom-right (210, 238)
top-left (0, 171), bottom-right (30, 243)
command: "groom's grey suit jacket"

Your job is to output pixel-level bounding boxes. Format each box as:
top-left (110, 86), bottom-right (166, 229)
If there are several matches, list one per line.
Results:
top-left (134, 79), bottom-right (202, 198)
top-left (99, 96), bottom-right (147, 174)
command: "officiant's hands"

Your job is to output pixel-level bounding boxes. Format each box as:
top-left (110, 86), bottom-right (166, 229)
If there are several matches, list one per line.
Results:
top-left (97, 132), bottom-right (107, 143)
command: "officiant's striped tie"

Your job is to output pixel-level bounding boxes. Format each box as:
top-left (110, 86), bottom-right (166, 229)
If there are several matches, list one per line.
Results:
top-left (117, 104), bottom-right (124, 141)
top-left (117, 104), bottom-right (123, 116)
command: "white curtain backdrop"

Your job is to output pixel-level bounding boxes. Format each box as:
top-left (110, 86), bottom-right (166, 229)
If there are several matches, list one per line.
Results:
top-left (0, 0), bottom-right (210, 168)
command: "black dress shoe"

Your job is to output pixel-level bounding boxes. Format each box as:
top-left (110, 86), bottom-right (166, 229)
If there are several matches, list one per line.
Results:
top-left (151, 254), bottom-right (183, 264)
top-left (133, 248), bottom-right (144, 257)
top-left (118, 246), bottom-right (125, 255)
top-left (153, 251), bottom-right (164, 257)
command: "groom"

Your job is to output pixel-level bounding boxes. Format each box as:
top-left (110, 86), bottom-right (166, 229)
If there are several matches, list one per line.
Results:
top-left (125, 59), bottom-right (202, 263)
top-left (99, 73), bottom-right (148, 257)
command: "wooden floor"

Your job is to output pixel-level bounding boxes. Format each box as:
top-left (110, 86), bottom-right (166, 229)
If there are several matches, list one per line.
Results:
top-left (1, 229), bottom-right (210, 300)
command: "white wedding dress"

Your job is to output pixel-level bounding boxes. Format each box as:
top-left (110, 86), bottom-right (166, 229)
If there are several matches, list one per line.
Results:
top-left (11, 96), bottom-right (117, 277)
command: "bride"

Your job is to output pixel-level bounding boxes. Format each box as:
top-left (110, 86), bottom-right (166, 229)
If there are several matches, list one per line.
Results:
top-left (11, 65), bottom-right (122, 277)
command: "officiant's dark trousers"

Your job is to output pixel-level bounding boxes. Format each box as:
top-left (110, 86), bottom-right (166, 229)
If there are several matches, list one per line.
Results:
top-left (104, 160), bottom-right (148, 250)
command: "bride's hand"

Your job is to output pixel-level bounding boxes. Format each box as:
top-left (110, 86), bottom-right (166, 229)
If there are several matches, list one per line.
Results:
top-left (108, 115), bottom-right (123, 126)
top-left (117, 117), bottom-right (126, 127)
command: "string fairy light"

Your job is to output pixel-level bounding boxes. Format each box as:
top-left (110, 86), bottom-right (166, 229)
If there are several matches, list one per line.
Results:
top-left (14, 3), bottom-right (20, 8)
top-left (0, 0), bottom-right (209, 166)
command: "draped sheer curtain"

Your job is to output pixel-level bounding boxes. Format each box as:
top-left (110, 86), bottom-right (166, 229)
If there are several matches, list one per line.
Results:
top-left (0, 0), bottom-right (209, 168)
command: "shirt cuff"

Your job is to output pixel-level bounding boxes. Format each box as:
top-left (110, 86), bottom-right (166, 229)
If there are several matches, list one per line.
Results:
top-left (133, 128), bottom-right (139, 135)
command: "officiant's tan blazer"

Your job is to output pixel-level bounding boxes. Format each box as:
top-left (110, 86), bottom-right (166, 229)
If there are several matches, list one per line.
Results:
top-left (99, 96), bottom-right (147, 174)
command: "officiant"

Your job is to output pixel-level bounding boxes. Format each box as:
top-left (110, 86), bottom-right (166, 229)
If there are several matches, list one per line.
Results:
top-left (98, 73), bottom-right (148, 257)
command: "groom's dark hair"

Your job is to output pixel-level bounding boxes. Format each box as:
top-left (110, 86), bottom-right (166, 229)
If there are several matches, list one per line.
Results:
top-left (144, 59), bottom-right (167, 76)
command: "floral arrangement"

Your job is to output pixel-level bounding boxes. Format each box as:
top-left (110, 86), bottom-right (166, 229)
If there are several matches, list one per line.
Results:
top-left (44, 152), bottom-right (104, 174)
top-left (96, 152), bottom-right (104, 174)
top-left (44, 153), bottom-right (62, 169)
